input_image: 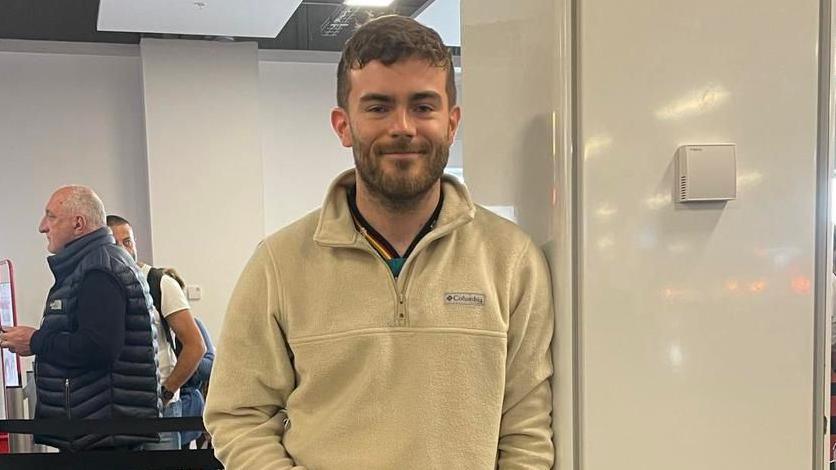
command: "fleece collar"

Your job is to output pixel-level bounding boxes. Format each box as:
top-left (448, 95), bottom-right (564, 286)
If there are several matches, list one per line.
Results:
top-left (313, 169), bottom-right (476, 248)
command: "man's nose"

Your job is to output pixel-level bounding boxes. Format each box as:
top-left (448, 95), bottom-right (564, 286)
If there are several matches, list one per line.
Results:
top-left (38, 219), bottom-right (47, 233)
top-left (389, 108), bottom-right (416, 138)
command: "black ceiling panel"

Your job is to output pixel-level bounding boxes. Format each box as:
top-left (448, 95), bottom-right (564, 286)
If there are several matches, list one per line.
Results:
top-left (0, 0), bottom-right (139, 44)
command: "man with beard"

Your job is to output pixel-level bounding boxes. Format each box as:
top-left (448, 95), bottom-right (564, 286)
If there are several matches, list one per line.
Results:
top-left (205, 15), bottom-right (554, 470)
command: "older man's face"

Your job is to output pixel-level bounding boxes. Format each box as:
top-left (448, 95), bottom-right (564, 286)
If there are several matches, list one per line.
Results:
top-left (38, 190), bottom-right (80, 254)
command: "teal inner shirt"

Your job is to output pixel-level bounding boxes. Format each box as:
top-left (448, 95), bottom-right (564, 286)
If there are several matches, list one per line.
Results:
top-left (387, 258), bottom-right (407, 277)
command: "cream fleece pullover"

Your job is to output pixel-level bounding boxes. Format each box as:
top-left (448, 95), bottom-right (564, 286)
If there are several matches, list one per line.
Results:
top-left (205, 170), bottom-right (555, 469)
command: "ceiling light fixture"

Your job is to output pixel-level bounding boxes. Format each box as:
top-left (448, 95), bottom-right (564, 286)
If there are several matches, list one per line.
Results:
top-left (343, 0), bottom-right (394, 7)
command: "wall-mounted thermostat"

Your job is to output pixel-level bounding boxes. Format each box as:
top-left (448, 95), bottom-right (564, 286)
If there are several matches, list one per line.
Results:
top-left (677, 144), bottom-right (736, 202)
top-left (186, 285), bottom-right (202, 301)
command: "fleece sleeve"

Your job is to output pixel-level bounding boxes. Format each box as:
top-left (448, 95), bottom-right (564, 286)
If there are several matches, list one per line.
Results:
top-left (497, 239), bottom-right (555, 469)
top-left (203, 242), bottom-right (305, 470)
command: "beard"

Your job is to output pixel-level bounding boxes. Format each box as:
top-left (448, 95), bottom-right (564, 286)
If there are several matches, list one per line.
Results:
top-left (352, 131), bottom-right (450, 211)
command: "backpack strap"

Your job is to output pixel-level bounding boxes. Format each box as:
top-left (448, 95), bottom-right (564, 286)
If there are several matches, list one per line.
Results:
top-left (146, 267), bottom-right (175, 353)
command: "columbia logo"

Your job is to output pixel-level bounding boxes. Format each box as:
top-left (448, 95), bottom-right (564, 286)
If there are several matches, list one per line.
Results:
top-left (444, 293), bottom-right (485, 307)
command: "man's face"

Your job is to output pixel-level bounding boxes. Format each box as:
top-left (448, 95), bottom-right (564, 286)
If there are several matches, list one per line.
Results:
top-left (38, 190), bottom-right (82, 254)
top-left (332, 58), bottom-right (461, 205)
top-left (110, 223), bottom-right (138, 262)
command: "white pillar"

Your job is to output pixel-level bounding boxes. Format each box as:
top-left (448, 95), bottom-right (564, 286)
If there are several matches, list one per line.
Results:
top-left (140, 38), bottom-right (265, 338)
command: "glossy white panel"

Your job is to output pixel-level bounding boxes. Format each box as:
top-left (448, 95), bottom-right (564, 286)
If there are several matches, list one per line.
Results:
top-left (578, 1), bottom-right (820, 469)
top-left (461, 1), bottom-right (575, 469)
top-left (461, 0), bottom-right (558, 246)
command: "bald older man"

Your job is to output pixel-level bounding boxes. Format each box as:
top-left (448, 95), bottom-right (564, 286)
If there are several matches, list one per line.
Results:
top-left (0, 186), bottom-right (161, 451)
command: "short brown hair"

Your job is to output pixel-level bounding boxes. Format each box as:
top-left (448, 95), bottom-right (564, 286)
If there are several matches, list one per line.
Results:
top-left (337, 15), bottom-right (455, 110)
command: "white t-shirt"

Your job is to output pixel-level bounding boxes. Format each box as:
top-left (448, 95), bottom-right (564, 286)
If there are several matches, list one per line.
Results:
top-left (140, 264), bottom-right (190, 402)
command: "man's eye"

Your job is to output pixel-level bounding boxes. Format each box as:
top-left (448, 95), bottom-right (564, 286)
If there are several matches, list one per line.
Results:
top-left (367, 105), bottom-right (388, 113)
top-left (415, 104), bottom-right (435, 113)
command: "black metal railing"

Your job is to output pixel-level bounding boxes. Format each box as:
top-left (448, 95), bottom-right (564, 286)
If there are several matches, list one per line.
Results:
top-left (0, 417), bottom-right (223, 469)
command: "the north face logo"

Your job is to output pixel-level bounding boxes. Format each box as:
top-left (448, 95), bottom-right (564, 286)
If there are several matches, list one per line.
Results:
top-left (444, 293), bottom-right (485, 306)
top-left (49, 299), bottom-right (63, 311)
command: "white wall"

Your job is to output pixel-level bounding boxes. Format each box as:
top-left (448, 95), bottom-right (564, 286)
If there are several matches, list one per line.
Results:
top-left (0, 39), bottom-right (375, 347)
top-left (259, 59), bottom-right (353, 233)
top-left (141, 39), bottom-right (265, 339)
top-left (0, 43), bottom-right (152, 333)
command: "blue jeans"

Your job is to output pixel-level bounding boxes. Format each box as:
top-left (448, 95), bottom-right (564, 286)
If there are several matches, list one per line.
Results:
top-left (142, 399), bottom-right (182, 450)
top-left (179, 386), bottom-right (205, 446)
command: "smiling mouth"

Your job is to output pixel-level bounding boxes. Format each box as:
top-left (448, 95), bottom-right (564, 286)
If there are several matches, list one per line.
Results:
top-left (381, 149), bottom-right (426, 157)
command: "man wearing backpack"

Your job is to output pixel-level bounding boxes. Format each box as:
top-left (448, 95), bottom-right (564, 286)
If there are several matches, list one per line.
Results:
top-left (106, 215), bottom-right (207, 450)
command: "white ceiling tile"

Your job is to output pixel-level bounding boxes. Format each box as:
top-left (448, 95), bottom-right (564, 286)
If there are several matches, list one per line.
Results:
top-left (415, 0), bottom-right (460, 47)
top-left (97, 0), bottom-right (303, 38)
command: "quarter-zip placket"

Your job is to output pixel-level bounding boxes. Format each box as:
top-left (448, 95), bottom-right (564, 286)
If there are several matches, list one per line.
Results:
top-left (353, 231), bottom-right (410, 326)
top-left (352, 209), bottom-right (471, 327)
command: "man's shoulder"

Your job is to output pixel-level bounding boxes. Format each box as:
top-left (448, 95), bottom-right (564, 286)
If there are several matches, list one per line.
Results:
top-left (469, 205), bottom-right (535, 252)
top-left (262, 208), bottom-right (322, 252)
top-left (78, 242), bottom-right (137, 274)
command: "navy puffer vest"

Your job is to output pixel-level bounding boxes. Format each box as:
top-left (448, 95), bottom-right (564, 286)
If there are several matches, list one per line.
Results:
top-left (34, 227), bottom-right (162, 451)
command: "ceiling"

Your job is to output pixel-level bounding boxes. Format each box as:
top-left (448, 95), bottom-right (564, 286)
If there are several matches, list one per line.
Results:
top-left (0, 0), bottom-right (460, 54)
top-left (97, 0), bottom-right (306, 38)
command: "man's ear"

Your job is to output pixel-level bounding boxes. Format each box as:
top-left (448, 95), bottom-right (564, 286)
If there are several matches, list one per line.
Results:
top-left (73, 215), bottom-right (86, 234)
top-left (448, 105), bottom-right (462, 141)
top-left (331, 107), bottom-right (354, 148)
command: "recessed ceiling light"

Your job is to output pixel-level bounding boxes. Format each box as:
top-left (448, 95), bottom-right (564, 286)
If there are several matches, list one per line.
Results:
top-left (344, 0), bottom-right (394, 6)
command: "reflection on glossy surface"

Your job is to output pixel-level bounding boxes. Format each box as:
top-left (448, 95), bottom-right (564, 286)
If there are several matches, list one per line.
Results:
top-left (668, 343), bottom-right (684, 372)
top-left (637, 229), bottom-right (658, 248)
top-left (747, 280), bottom-right (766, 293)
top-left (725, 279), bottom-right (775, 295)
top-left (725, 279), bottom-right (740, 292)
top-left (791, 276), bottom-right (811, 295)
top-left (655, 84), bottom-right (729, 120)
top-left (644, 192), bottom-right (670, 210)
top-left (596, 236), bottom-right (614, 250)
top-left (737, 171), bottom-right (764, 189)
top-left (661, 286), bottom-right (697, 302)
top-left (755, 246), bottom-right (802, 267)
top-left (551, 111), bottom-right (557, 157)
top-left (582, 135), bottom-right (612, 160)
top-left (594, 203), bottom-right (617, 219)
